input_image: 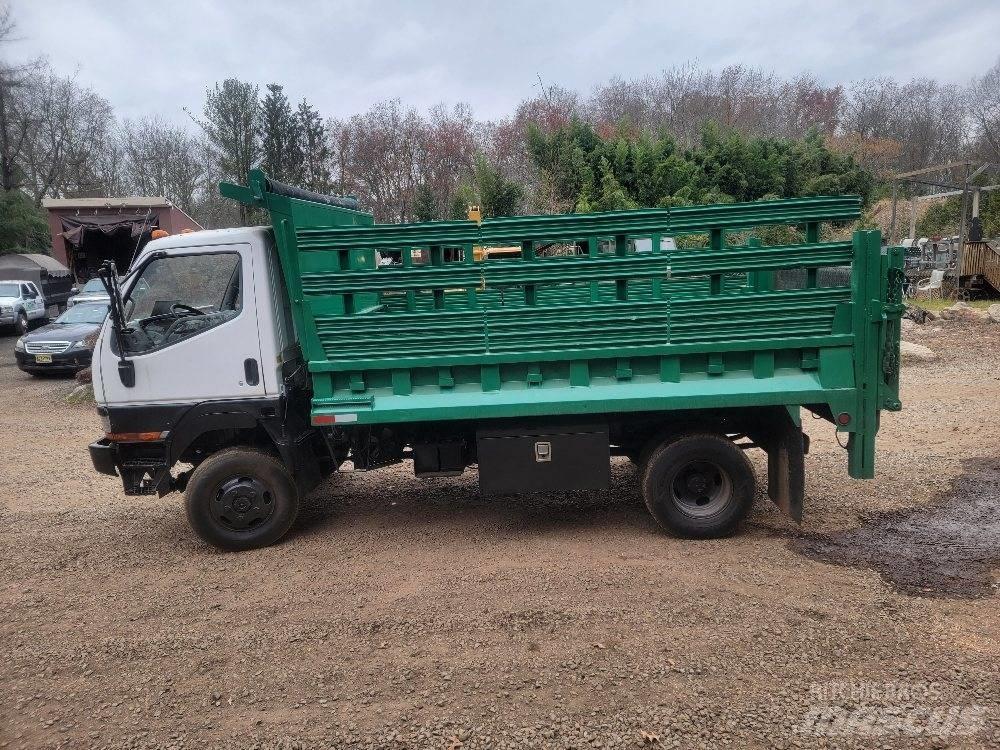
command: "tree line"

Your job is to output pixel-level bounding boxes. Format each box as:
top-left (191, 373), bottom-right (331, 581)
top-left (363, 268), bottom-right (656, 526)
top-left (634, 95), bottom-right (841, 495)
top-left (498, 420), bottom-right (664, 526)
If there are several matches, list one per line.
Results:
top-left (0, 0), bottom-right (998, 253)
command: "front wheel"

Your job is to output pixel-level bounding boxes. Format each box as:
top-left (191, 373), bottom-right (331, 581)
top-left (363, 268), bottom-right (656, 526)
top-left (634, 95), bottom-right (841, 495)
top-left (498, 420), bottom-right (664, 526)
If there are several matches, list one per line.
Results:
top-left (15, 311), bottom-right (28, 335)
top-left (642, 433), bottom-right (755, 538)
top-left (185, 448), bottom-right (299, 551)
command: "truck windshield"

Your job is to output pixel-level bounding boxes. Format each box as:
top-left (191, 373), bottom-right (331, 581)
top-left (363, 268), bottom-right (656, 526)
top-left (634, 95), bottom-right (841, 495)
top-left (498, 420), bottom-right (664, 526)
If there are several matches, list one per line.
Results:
top-left (121, 252), bottom-right (241, 354)
top-left (0, 283), bottom-right (19, 297)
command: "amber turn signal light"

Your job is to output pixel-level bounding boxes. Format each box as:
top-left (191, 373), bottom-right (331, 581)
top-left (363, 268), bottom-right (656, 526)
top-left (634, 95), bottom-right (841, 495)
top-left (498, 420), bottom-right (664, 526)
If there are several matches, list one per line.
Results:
top-left (105, 431), bottom-right (168, 442)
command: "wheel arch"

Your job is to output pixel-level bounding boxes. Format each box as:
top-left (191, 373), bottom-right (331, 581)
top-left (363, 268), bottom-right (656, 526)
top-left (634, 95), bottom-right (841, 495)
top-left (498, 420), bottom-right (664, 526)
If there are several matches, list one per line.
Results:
top-left (168, 398), bottom-right (331, 496)
top-left (169, 404), bottom-right (264, 464)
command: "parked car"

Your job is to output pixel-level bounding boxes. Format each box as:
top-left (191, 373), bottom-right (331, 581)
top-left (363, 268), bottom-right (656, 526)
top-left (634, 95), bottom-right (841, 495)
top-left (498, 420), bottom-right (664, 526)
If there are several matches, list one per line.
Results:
top-left (0, 279), bottom-right (47, 334)
top-left (66, 277), bottom-right (111, 307)
top-left (14, 301), bottom-right (108, 376)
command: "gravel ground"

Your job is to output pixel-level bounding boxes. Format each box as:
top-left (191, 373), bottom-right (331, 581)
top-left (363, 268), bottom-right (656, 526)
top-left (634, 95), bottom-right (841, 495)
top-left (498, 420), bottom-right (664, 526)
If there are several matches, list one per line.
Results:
top-left (1, 321), bottom-right (999, 750)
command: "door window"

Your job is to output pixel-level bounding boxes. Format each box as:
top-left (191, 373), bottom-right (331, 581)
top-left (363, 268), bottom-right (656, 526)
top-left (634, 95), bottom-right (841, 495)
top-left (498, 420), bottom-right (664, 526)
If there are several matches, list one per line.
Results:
top-left (122, 252), bottom-right (242, 355)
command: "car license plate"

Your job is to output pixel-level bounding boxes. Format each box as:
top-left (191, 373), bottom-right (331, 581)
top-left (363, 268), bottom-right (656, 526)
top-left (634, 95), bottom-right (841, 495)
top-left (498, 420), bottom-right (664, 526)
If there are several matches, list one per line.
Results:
top-left (35, 354), bottom-right (53, 364)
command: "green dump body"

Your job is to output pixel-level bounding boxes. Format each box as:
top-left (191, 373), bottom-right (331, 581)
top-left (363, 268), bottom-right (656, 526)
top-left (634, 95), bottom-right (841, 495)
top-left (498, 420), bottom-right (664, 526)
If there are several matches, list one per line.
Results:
top-left (222, 170), bottom-right (904, 479)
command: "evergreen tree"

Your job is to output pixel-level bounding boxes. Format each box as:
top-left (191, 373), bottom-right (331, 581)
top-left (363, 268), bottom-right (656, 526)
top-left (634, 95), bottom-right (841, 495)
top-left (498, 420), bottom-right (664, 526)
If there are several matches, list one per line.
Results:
top-left (0, 189), bottom-right (49, 253)
top-left (449, 184), bottom-right (476, 220)
top-left (197, 79), bottom-right (261, 224)
top-left (412, 183), bottom-right (437, 222)
top-left (296, 98), bottom-right (331, 193)
top-left (475, 156), bottom-right (522, 218)
top-left (528, 118), bottom-right (875, 213)
top-left (260, 83), bottom-right (303, 184)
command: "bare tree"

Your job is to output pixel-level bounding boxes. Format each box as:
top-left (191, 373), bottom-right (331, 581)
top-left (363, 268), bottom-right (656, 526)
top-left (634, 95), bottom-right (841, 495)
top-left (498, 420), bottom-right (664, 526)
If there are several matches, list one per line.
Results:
top-left (120, 116), bottom-right (204, 209)
top-left (840, 77), bottom-right (968, 174)
top-left (514, 82), bottom-right (581, 136)
top-left (416, 102), bottom-right (478, 219)
top-left (969, 58), bottom-right (1000, 161)
top-left (19, 70), bottom-right (115, 200)
top-left (329, 100), bottom-right (425, 222)
top-left (0, 2), bottom-right (42, 192)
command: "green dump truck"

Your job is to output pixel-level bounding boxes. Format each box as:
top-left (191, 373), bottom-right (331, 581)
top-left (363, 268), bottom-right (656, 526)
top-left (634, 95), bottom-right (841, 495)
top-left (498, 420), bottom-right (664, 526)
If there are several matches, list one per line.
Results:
top-left (88, 170), bottom-right (904, 550)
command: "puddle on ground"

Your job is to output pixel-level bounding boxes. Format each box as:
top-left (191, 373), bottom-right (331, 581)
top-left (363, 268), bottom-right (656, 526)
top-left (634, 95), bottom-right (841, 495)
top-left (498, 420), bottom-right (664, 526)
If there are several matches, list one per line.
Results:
top-left (791, 458), bottom-right (1000, 599)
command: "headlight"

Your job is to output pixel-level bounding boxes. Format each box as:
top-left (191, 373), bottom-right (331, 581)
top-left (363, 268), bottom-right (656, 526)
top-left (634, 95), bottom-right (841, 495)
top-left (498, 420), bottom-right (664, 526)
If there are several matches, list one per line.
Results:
top-left (14, 336), bottom-right (25, 352)
top-left (70, 339), bottom-right (90, 350)
top-left (1, 305), bottom-right (12, 314)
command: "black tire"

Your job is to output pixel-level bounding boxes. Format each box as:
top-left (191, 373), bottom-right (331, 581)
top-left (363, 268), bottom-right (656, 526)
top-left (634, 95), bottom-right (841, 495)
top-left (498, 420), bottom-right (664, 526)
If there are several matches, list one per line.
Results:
top-left (185, 448), bottom-right (298, 551)
top-left (642, 433), bottom-right (755, 538)
top-left (15, 311), bottom-right (28, 335)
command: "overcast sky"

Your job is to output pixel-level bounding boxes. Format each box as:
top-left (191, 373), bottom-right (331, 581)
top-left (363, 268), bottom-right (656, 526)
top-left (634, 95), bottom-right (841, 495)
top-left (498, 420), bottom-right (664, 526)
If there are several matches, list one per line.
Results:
top-left (10, 0), bottom-right (1000, 126)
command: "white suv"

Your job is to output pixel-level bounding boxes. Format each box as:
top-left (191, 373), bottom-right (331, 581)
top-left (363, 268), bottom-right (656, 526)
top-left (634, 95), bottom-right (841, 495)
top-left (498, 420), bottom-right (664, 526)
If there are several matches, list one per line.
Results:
top-left (0, 280), bottom-right (47, 334)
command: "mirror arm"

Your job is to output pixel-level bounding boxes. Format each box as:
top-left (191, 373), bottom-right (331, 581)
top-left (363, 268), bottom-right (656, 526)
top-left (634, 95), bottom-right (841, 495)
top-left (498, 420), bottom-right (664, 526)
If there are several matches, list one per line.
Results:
top-left (97, 261), bottom-right (135, 388)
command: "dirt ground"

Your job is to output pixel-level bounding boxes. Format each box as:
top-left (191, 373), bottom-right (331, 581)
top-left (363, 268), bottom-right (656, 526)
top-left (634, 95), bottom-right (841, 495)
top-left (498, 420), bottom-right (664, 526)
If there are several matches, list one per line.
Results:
top-left (1, 320), bottom-right (999, 750)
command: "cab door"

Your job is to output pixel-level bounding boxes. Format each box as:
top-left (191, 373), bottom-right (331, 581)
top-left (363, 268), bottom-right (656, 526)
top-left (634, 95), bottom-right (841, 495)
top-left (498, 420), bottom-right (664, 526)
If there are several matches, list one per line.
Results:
top-left (22, 283), bottom-right (44, 319)
top-left (97, 242), bottom-right (266, 406)
top-left (32, 283), bottom-right (46, 318)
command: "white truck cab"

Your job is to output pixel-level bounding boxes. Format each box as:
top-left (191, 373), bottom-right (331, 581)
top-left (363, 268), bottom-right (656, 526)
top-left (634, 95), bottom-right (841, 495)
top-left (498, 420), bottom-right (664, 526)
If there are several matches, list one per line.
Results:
top-left (90, 226), bottom-right (333, 529)
top-left (94, 227), bottom-right (295, 407)
top-left (0, 279), bottom-right (47, 333)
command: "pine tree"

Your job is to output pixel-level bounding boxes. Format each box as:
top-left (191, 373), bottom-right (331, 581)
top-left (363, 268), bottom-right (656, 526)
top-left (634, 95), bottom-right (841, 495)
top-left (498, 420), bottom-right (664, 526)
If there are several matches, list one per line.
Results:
top-left (197, 79), bottom-right (261, 224)
top-left (296, 98), bottom-right (331, 193)
top-left (260, 83), bottom-right (302, 184)
top-left (449, 184), bottom-right (476, 220)
top-left (412, 183), bottom-right (437, 222)
top-left (0, 189), bottom-right (49, 253)
top-left (475, 156), bottom-right (522, 218)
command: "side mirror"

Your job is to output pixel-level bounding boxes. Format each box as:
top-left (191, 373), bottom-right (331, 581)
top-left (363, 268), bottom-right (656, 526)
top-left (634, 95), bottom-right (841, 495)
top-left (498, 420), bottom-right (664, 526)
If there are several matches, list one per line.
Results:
top-left (70, 286), bottom-right (79, 294)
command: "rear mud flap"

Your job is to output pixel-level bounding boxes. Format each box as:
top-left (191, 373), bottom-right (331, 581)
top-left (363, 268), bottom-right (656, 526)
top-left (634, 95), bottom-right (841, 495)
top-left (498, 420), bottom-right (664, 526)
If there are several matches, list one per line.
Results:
top-left (766, 419), bottom-right (805, 523)
top-left (749, 409), bottom-right (806, 523)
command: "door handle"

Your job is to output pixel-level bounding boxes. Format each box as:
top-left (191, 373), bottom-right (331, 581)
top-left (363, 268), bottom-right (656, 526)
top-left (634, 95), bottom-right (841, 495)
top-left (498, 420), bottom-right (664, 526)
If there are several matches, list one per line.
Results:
top-left (243, 358), bottom-right (260, 386)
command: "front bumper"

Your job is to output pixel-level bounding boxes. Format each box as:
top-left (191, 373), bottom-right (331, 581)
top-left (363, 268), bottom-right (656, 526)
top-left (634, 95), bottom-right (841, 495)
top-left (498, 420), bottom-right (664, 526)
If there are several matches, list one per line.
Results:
top-left (89, 439), bottom-right (119, 476)
top-left (0, 313), bottom-right (15, 326)
top-left (15, 349), bottom-right (92, 372)
top-left (89, 435), bottom-right (170, 494)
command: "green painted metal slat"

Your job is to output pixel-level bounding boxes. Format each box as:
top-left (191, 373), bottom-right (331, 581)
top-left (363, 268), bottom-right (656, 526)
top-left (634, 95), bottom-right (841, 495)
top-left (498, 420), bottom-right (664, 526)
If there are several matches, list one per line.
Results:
top-left (290, 194), bottom-right (859, 251)
top-left (306, 334), bottom-right (856, 374)
top-left (668, 195), bottom-right (861, 232)
top-left (310, 288), bottom-right (847, 367)
top-left (300, 242), bottom-right (850, 298)
top-left (296, 220), bottom-right (480, 251)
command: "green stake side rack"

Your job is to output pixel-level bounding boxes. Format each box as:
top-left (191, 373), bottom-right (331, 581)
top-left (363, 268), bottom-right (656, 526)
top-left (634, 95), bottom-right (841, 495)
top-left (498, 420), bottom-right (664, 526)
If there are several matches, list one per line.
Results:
top-left (222, 170), bottom-right (904, 479)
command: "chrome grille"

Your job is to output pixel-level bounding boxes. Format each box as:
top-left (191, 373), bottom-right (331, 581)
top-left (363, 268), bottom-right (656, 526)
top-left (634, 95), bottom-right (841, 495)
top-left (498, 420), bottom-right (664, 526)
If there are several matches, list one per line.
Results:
top-left (25, 340), bottom-right (70, 354)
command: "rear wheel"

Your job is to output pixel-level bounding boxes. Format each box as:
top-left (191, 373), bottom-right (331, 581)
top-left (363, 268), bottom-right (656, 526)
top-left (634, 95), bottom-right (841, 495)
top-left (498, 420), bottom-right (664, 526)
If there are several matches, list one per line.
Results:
top-left (15, 311), bottom-right (28, 335)
top-left (642, 433), bottom-right (755, 538)
top-left (185, 448), bottom-right (298, 551)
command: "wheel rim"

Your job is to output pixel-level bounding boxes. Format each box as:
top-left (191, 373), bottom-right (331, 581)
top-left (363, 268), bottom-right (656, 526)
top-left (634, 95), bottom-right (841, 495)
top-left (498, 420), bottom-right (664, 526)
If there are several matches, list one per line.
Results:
top-left (211, 475), bottom-right (275, 532)
top-left (668, 460), bottom-right (732, 518)
top-left (18, 314), bottom-right (27, 333)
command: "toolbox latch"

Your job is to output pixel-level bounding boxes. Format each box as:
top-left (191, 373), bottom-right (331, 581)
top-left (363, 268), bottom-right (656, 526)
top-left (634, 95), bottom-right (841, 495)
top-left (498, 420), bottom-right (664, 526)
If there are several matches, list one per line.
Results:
top-left (534, 441), bottom-right (552, 462)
